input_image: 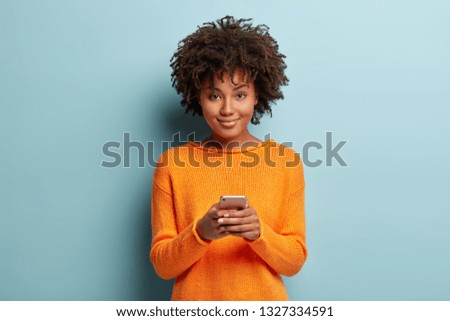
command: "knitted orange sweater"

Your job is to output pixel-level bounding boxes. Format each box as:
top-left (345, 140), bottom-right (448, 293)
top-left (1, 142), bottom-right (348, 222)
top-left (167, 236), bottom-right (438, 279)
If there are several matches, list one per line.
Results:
top-left (150, 139), bottom-right (307, 300)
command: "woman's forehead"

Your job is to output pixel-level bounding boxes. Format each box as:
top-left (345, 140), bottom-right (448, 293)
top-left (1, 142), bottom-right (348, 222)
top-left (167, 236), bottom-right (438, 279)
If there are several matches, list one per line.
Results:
top-left (203, 69), bottom-right (251, 86)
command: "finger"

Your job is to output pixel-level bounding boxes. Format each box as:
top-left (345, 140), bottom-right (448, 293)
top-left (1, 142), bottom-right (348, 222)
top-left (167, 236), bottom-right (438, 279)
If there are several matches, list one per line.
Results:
top-left (222, 208), bottom-right (255, 219)
top-left (215, 227), bottom-right (232, 239)
top-left (228, 231), bottom-right (260, 241)
top-left (221, 223), bottom-right (259, 233)
top-left (218, 215), bottom-right (258, 225)
top-left (210, 206), bottom-right (237, 219)
top-left (216, 209), bottom-right (238, 218)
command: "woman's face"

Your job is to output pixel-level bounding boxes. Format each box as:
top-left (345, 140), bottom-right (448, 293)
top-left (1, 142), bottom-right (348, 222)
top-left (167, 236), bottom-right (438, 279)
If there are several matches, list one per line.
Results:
top-left (199, 70), bottom-right (258, 146)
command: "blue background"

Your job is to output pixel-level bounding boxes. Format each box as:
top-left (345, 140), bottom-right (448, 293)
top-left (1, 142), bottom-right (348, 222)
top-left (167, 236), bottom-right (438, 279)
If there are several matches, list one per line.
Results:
top-left (1, 0), bottom-right (449, 300)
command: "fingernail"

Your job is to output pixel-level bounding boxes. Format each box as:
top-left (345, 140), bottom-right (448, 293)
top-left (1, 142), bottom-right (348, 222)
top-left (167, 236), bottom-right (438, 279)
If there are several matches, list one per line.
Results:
top-left (224, 213), bottom-right (229, 218)
top-left (218, 218), bottom-right (224, 224)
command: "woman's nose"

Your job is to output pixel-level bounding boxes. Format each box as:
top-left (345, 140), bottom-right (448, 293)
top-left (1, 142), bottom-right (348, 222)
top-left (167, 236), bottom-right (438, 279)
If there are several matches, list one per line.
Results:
top-left (220, 97), bottom-right (234, 115)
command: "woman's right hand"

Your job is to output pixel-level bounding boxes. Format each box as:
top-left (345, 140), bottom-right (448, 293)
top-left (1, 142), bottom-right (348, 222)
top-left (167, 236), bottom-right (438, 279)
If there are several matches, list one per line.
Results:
top-left (196, 202), bottom-right (235, 241)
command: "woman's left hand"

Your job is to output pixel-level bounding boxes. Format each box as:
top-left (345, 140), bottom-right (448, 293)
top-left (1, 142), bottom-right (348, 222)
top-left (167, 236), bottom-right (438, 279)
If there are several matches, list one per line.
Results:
top-left (218, 206), bottom-right (260, 241)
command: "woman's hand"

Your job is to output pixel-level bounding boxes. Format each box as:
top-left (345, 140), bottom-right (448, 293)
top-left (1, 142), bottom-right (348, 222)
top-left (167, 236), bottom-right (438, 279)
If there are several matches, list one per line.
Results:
top-left (218, 206), bottom-right (261, 241)
top-left (196, 202), bottom-right (232, 241)
top-left (196, 203), bottom-right (260, 241)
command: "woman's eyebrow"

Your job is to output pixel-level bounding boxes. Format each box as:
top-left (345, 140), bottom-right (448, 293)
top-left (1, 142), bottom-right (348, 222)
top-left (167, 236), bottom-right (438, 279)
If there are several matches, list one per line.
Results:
top-left (232, 83), bottom-right (249, 90)
top-left (209, 84), bottom-right (249, 92)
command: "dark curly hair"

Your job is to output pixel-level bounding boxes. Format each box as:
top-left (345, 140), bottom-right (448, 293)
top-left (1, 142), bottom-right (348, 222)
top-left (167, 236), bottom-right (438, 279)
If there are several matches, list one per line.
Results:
top-left (170, 16), bottom-right (289, 125)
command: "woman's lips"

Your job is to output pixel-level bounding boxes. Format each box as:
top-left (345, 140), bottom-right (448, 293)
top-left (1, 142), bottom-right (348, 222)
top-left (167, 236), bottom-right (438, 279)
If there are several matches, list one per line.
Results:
top-left (218, 119), bottom-right (239, 128)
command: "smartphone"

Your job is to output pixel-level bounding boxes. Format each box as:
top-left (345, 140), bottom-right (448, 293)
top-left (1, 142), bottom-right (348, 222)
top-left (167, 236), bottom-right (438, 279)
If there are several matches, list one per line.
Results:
top-left (219, 195), bottom-right (248, 210)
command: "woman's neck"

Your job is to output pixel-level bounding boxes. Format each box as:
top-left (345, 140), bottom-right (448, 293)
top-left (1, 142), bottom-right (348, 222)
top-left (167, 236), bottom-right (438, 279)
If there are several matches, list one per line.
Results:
top-left (200, 132), bottom-right (262, 150)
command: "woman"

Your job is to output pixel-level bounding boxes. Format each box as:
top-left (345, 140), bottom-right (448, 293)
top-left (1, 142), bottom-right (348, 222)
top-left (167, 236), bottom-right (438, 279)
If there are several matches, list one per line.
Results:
top-left (150, 16), bottom-right (307, 300)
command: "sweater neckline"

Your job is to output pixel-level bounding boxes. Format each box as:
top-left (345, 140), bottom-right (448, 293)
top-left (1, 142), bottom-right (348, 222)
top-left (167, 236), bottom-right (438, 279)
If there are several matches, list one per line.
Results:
top-left (187, 138), bottom-right (275, 154)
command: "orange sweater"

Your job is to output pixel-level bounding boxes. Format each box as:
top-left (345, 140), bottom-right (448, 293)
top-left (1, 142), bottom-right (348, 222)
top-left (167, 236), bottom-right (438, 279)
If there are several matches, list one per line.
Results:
top-left (150, 139), bottom-right (307, 300)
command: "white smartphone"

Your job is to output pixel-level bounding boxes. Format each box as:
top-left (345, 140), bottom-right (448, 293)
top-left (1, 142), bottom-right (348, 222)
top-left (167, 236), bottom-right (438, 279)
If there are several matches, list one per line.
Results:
top-left (219, 195), bottom-right (248, 210)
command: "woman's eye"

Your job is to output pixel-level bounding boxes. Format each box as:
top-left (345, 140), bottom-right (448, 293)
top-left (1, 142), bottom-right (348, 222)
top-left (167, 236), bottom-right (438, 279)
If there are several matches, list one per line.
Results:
top-left (236, 93), bottom-right (246, 100)
top-left (209, 94), bottom-right (220, 100)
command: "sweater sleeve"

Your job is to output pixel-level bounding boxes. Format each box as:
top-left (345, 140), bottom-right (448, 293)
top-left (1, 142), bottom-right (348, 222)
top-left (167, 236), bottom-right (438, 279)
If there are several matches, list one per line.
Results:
top-left (149, 154), bottom-right (210, 280)
top-left (246, 157), bottom-right (307, 277)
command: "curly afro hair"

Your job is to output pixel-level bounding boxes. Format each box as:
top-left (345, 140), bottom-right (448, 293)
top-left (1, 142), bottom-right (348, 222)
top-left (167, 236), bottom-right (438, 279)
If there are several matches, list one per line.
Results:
top-left (170, 15), bottom-right (289, 125)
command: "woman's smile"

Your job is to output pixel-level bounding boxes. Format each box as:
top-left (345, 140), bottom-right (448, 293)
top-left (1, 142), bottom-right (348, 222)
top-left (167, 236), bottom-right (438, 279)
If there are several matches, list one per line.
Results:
top-left (217, 118), bottom-right (240, 128)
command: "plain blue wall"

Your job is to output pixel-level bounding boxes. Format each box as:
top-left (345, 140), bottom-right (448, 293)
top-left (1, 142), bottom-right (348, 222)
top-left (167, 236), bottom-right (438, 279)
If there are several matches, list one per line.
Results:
top-left (1, 0), bottom-right (449, 300)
